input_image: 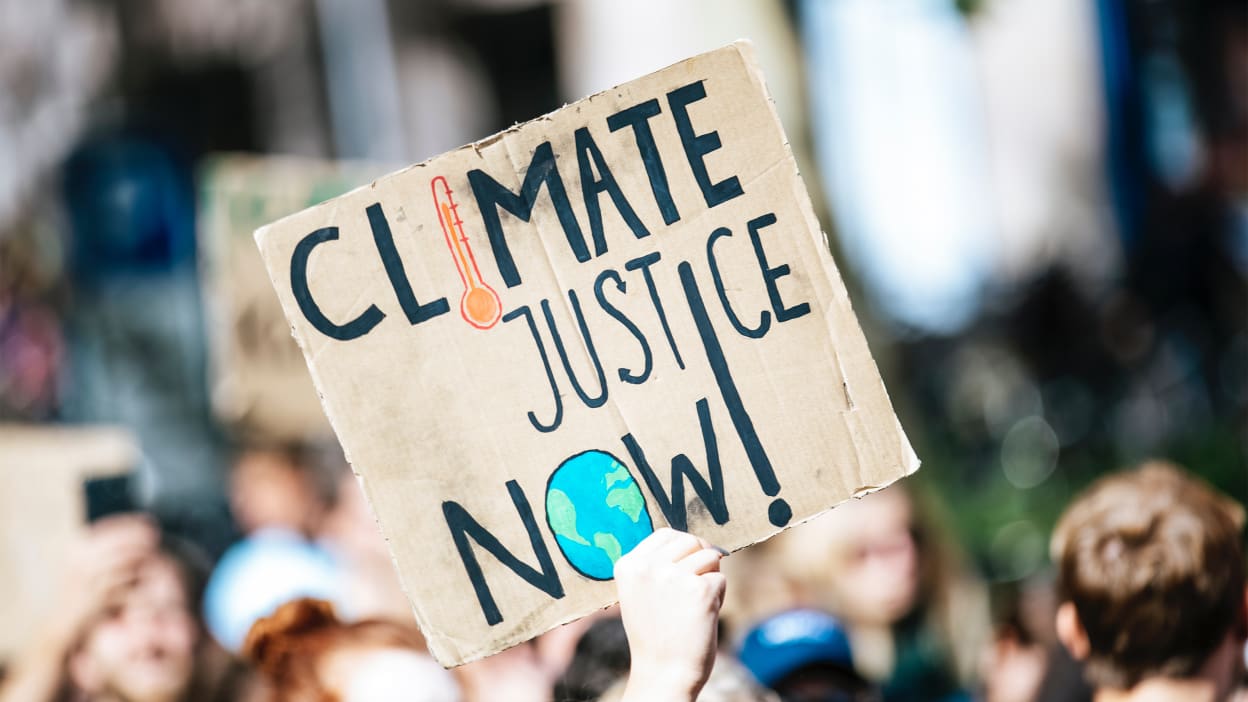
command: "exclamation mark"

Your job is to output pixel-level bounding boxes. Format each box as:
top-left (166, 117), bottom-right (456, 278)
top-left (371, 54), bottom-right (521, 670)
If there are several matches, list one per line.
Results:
top-left (677, 260), bottom-right (792, 527)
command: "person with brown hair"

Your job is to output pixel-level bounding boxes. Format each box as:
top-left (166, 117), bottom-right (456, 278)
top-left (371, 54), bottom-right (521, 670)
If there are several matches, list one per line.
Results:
top-left (750, 485), bottom-right (989, 702)
top-left (1051, 461), bottom-right (1248, 702)
top-left (242, 598), bottom-right (459, 702)
top-left (0, 515), bottom-right (242, 702)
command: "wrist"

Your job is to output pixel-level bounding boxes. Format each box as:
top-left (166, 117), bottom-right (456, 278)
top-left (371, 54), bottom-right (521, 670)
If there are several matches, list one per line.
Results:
top-left (620, 679), bottom-right (697, 702)
top-left (621, 661), bottom-right (703, 702)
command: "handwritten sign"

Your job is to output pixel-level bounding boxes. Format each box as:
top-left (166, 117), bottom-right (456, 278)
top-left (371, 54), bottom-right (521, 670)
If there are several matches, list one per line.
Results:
top-left (256, 42), bottom-right (919, 666)
top-left (199, 155), bottom-right (388, 441)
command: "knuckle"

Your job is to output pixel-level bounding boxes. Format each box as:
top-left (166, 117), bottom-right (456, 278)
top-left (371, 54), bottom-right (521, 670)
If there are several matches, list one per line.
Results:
top-left (673, 532), bottom-right (698, 549)
top-left (614, 560), bottom-right (635, 580)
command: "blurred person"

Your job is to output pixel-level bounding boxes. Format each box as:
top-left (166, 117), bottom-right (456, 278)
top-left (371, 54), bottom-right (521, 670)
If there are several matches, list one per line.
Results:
top-left (1050, 461), bottom-right (1247, 702)
top-left (980, 581), bottom-right (1092, 702)
top-left (979, 598), bottom-right (1053, 702)
top-left (598, 656), bottom-right (781, 702)
top-left (229, 445), bottom-right (333, 537)
top-left (202, 527), bottom-right (342, 654)
top-left (203, 444), bottom-right (343, 651)
top-left (1031, 645), bottom-right (1095, 702)
top-left (317, 469), bottom-right (414, 625)
top-left (453, 642), bottom-right (550, 702)
top-left (694, 657), bottom-right (783, 702)
top-left (533, 605), bottom-right (623, 694)
top-left (552, 616), bottom-right (631, 702)
top-left (766, 486), bottom-right (988, 702)
top-left (0, 514), bottom-right (241, 702)
top-left (237, 526), bottom-right (761, 702)
top-left (719, 542), bottom-right (805, 635)
top-left (242, 598), bottom-right (458, 702)
top-left (208, 442), bottom-right (457, 656)
top-left (737, 609), bottom-right (877, 702)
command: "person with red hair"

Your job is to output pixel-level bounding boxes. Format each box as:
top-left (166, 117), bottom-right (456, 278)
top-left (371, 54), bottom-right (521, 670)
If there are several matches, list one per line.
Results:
top-left (242, 527), bottom-right (732, 702)
top-left (242, 598), bottom-right (459, 702)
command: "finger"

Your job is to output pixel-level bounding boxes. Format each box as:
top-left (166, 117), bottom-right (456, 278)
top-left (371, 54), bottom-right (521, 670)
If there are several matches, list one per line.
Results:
top-left (676, 547), bottom-right (724, 575)
top-left (90, 514), bottom-right (158, 541)
top-left (96, 531), bottom-right (156, 558)
top-left (99, 568), bottom-right (139, 599)
top-left (88, 521), bottom-right (158, 560)
top-left (92, 538), bottom-right (156, 576)
top-left (655, 530), bottom-right (704, 563)
top-left (693, 534), bottom-right (730, 558)
top-left (93, 517), bottom-right (158, 549)
top-left (622, 528), bottom-right (676, 562)
top-left (644, 527), bottom-right (683, 552)
top-left (702, 572), bottom-right (727, 609)
top-left (87, 566), bottom-right (141, 614)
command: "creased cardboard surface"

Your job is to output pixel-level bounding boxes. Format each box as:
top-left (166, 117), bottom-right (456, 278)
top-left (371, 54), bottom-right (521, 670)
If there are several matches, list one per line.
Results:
top-left (255, 41), bottom-right (918, 666)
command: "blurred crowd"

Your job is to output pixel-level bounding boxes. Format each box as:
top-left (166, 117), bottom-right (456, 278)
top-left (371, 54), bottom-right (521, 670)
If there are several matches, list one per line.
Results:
top-left (0, 0), bottom-right (1244, 701)
top-left (0, 451), bottom-right (1244, 701)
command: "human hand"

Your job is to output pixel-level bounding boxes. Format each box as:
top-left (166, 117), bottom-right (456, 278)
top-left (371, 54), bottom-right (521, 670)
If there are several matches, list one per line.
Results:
top-left (1, 515), bottom-right (158, 702)
top-left (49, 514), bottom-right (159, 645)
top-left (615, 528), bottom-right (727, 702)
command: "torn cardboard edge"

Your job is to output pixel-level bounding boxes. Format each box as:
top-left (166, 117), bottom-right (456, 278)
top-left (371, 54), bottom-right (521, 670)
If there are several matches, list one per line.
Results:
top-left (254, 39), bottom-right (920, 667)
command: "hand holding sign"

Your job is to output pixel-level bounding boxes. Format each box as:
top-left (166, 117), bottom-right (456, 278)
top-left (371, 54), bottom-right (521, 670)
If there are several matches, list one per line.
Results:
top-left (615, 528), bottom-right (726, 702)
top-left (255, 41), bottom-right (919, 665)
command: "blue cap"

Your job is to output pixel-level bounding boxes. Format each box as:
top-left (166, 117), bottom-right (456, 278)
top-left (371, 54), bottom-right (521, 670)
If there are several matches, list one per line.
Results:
top-left (737, 609), bottom-right (856, 687)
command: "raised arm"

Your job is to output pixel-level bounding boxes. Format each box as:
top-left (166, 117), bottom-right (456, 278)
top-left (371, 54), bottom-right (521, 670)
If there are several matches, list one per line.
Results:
top-left (614, 528), bottom-right (727, 702)
top-left (0, 515), bottom-right (157, 702)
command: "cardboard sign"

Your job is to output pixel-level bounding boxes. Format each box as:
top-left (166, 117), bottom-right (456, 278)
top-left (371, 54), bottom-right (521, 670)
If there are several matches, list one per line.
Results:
top-left (0, 425), bottom-right (136, 659)
top-left (255, 42), bottom-right (919, 666)
top-left (199, 155), bottom-right (388, 441)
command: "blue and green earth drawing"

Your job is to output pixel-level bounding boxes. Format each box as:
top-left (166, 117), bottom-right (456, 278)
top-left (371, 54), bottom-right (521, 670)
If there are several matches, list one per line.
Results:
top-left (545, 450), bottom-right (654, 580)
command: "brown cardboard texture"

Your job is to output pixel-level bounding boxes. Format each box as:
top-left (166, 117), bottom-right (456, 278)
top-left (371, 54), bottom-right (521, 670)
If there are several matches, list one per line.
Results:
top-left (199, 154), bottom-right (389, 441)
top-left (255, 41), bottom-right (919, 667)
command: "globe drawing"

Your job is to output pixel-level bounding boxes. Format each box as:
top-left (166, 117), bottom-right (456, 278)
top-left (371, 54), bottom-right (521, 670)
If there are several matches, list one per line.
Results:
top-left (545, 450), bottom-right (654, 580)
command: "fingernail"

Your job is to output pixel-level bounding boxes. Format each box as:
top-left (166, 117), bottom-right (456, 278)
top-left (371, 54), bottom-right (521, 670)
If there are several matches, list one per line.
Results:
top-left (714, 546), bottom-right (730, 557)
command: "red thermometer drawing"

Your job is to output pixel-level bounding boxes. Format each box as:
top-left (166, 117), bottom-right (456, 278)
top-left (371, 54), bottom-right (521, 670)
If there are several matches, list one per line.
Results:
top-left (431, 176), bottom-right (502, 330)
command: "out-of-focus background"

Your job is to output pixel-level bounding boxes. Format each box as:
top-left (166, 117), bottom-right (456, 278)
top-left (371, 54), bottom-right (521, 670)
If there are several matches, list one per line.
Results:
top-left (0, 0), bottom-right (1244, 700)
